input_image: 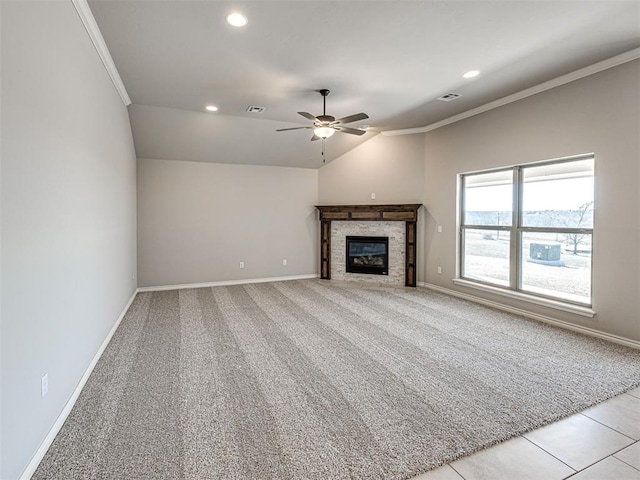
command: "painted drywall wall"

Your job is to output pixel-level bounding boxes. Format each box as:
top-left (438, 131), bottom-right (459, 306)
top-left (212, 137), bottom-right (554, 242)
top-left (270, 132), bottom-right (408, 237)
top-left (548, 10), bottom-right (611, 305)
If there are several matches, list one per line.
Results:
top-left (318, 133), bottom-right (427, 283)
top-left (423, 59), bottom-right (640, 342)
top-left (137, 159), bottom-right (318, 287)
top-left (318, 133), bottom-right (425, 205)
top-left (1, 2), bottom-right (137, 478)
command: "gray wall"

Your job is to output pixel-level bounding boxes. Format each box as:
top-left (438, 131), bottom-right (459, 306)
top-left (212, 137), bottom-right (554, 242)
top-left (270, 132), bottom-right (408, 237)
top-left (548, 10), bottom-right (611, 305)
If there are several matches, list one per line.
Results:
top-left (423, 60), bottom-right (640, 342)
top-left (318, 133), bottom-right (427, 283)
top-left (137, 159), bottom-right (318, 287)
top-left (1, 2), bottom-right (137, 478)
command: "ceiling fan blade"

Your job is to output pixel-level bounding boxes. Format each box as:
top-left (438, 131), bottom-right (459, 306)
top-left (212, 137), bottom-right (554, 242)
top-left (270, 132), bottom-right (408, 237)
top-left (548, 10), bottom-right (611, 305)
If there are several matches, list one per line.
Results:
top-left (298, 112), bottom-right (318, 121)
top-left (310, 134), bottom-right (321, 141)
top-left (333, 112), bottom-right (369, 125)
top-left (276, 126), bottom-right (313, 132)
top-left (334, 126), bottom-right (367, 136)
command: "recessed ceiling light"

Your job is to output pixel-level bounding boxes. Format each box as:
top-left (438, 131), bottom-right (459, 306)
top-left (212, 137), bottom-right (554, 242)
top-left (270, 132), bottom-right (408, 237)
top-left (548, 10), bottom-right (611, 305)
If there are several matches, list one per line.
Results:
top-left (226, 12), bottom-right (248, 27)
top-left (463, 70), bottom-right (480, 79)
top-left (205, 105), bottom-right (218, 112)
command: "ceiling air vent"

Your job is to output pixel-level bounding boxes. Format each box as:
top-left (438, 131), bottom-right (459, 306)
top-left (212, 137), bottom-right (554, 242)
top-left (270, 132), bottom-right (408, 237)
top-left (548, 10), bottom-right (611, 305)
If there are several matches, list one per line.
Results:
top-left (436, 93), bottom-right (462, 102)
top-left (246, 105), bottom-right (266, 113)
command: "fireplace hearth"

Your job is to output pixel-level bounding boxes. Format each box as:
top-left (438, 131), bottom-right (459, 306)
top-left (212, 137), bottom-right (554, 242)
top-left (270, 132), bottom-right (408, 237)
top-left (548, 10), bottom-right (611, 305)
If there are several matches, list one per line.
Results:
top-left (346, 236), bottom-right (389, 275)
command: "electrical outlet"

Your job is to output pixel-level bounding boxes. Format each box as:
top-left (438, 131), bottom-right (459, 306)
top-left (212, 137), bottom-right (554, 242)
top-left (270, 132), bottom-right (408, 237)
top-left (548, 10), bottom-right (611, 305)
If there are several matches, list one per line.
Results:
top-left (437, 266), bottom-right (442, 274)
top-left (41, 373), bottom-right (49, 398)
top-left (282, 259), bottom-right (287, 266)
top-left (370, 193), bottom-right (376, 200)
top-left (239, 261), bottom-right (245, 269)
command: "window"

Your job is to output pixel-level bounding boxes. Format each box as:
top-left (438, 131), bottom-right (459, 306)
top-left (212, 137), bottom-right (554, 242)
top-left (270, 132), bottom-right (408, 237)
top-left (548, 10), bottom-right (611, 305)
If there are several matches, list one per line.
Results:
top-left (460, 154), bottom-right (594, 306)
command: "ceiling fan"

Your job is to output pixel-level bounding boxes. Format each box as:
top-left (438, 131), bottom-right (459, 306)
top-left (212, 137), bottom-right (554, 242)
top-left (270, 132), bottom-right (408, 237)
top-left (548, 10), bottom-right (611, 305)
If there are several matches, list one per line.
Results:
top-left (276, 89), bottom-right (369, 141)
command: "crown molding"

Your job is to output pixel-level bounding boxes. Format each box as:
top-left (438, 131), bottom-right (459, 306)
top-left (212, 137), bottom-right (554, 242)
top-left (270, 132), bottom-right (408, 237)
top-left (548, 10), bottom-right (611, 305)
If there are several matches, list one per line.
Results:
top-left (71, 0), bottom-right (131, 106)
top-left (383, 47), bottom-right (640, 136)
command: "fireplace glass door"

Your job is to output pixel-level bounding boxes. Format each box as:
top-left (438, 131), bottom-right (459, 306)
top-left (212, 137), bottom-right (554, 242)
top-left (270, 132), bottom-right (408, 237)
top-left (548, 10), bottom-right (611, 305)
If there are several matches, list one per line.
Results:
top-left (345, 236), bottom-right (389, 275)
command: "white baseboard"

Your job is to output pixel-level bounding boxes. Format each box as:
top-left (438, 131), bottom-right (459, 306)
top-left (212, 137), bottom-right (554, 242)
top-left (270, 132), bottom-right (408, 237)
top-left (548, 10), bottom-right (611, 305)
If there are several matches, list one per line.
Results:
top-left (19, 289), bottom-right (138, 480)
top-left (418, 282), bottom-right (640, 350)
top-left (137, 273), bottom-right (320, 292)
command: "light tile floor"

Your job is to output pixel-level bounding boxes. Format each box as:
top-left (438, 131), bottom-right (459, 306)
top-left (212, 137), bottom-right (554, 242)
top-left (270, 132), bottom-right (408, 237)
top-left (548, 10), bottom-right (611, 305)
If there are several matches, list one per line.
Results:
top-left (413, 386), bottom-right (640, 480)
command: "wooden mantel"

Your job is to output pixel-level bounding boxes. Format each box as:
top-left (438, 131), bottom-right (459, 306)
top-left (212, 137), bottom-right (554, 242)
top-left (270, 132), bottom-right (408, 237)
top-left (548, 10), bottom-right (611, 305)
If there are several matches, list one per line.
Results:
top-left (315, 204), bottom-right (422, 287)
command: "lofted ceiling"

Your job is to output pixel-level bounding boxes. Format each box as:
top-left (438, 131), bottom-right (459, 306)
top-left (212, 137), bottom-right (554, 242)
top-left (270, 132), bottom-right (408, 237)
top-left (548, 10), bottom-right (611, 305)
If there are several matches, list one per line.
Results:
top-left (87, 0), bottom-right (640, 168)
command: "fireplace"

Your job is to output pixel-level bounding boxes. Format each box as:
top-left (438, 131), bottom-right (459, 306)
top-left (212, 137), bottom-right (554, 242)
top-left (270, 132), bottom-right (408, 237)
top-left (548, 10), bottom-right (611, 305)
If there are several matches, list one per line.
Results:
top-left (346, 236), bottom-right (389, 275)
top-left (315, 204), bottom-right (421, 287)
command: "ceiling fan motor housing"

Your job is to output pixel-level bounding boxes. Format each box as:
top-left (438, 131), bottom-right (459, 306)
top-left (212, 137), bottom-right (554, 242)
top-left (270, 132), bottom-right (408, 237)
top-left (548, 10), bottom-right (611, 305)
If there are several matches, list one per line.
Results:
top-left (316, 115), bottom-right (335, 124)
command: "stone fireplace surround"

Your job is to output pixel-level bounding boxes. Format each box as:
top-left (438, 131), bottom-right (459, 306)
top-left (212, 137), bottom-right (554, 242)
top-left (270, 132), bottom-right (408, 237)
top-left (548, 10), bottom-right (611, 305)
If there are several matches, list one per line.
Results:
top-left (333, 221), bottom-right (404, 286)
top-left (315, 204), bottom-right (421, 287)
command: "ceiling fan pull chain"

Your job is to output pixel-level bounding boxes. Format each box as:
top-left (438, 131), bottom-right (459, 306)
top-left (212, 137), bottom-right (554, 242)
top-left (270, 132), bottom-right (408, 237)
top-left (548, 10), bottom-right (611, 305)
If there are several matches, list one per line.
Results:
top-left (322, 139), bottom-right (326, 163)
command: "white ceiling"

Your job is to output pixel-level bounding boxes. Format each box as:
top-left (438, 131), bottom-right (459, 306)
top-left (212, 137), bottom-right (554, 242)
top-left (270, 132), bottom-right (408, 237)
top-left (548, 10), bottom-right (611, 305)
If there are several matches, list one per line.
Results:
top-left (88, 0), bottom-right (640, 168)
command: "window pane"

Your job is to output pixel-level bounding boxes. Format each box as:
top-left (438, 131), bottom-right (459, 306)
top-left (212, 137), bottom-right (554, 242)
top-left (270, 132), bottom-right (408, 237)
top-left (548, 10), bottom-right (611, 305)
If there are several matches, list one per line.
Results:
top-left (522, 158), bottom-right (594, 228)
top-left (521, 232), bottom-right (591, 304)
top-left (463, 229), bottom-right (510, 286)
top-left (463, 170), bottom-right (513, 226)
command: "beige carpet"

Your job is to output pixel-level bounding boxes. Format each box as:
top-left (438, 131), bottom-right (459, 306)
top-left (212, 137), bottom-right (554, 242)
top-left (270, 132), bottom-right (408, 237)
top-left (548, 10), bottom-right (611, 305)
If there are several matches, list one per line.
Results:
top-left (34, 279), bottom-right (640, 479)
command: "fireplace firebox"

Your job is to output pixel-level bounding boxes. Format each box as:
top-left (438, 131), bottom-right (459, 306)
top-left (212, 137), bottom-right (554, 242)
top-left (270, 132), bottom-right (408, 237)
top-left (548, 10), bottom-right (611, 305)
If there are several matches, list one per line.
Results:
top-left (346, 236), bottom-right (389, 275)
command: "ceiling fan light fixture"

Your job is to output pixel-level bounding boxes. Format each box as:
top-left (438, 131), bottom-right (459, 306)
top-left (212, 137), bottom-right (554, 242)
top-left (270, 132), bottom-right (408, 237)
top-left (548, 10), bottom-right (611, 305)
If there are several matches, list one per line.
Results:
top-left (314, 126), bottom-right (335, 138)
top-left (226, 12), bottom-right (248, 27)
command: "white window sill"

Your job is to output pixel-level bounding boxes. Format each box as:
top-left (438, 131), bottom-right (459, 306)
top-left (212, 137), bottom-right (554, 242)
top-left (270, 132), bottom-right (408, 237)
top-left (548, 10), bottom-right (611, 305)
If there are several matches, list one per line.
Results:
top-left (452, 278), bottom-right (596, 318)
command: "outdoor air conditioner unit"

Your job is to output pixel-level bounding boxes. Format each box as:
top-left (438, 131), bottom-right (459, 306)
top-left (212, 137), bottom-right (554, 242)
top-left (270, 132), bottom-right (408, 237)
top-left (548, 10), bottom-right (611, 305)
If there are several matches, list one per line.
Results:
top-left (530, 242), bottom-right (561, 262)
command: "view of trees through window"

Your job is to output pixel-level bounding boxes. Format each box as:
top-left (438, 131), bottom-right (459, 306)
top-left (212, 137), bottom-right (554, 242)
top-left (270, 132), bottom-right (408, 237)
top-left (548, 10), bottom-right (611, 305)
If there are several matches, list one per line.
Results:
top-left (460, 156), bottom-right (594, 305)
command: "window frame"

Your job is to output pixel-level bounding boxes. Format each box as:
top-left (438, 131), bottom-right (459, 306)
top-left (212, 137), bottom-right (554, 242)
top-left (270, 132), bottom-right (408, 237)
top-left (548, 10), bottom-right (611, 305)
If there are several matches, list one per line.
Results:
top-left (458, 154), bottom-right (594, 307)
